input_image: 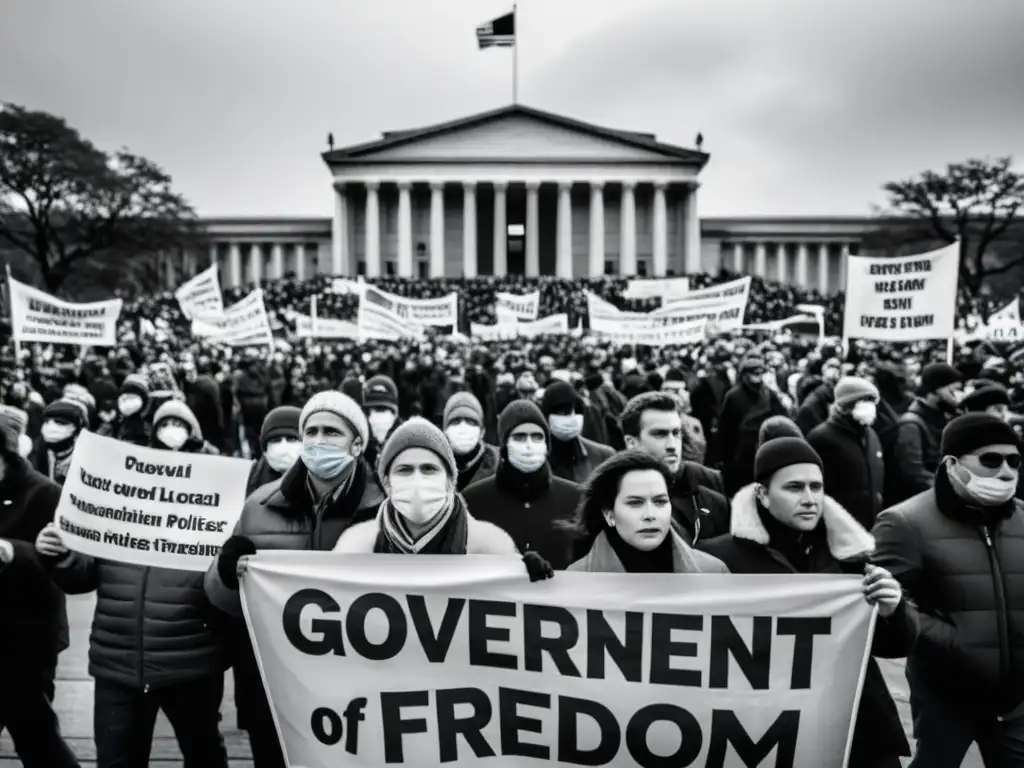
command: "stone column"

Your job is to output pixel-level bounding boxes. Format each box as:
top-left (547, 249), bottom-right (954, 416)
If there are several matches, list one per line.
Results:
top-left (796, 243), bottom-right (809, 288)
top-left (556, 181), bottom-right (573, 278)
top-left (732, 243), bottom-right (744, 273)
top-left (430, 181), bottom-right (445, 278)
top-left (364, 181), bottom-right (381, 278)
top-left (294, 243), bottom-right (306, 282)
top-left (840, 242), bottom-right (851, 290)
top-left (683, 184), bottom-right (701, 274)
top-left (209, 243), bottom-right (218, 270)
top-left (817, 243), bottom-right (829, 294)
top-left (228, 243), bottom-right (242, 288)
top-left (525, 182), bottom-right (540, 277)
top-left (777, 243), bottom-right (788, 284)
top-left (492, 182), bottom-right (507, 277)
top-left (462, 182), bottom-right (478, 278)
top-left (331, 184), bottom-right (348, 275)
top-left (754, 242), bottom-right (767, 278)
top-left (397, 181), bottom-right (413, 278)
top-left (652, 181), bottom-right (668, 277)
top-left (620, 181), bottom-right (637, 275)
top-left (271, 243), bottom-right (285, 280)
top-left (249, 244), bottom-right (262, 287)
top-left (588, 181), bottom-right (605, 277)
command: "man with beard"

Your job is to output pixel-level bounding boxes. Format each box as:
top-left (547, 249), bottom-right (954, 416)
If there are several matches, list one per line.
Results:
top-left (891, 362), bottom-right (962, 503)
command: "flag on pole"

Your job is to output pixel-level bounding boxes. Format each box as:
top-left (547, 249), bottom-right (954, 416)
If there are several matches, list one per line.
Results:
top-left (477, 10), bottom-right (515, 48)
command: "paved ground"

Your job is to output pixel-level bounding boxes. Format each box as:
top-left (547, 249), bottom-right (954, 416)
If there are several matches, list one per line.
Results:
top-left (1, 594), bottom-right (983, 767)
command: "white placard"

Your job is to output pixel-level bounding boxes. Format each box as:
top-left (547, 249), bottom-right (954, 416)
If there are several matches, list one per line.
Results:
top-left (175, 264), bottom-right (223, 319)
top-left (191, 289), bottom-right (273, 346)
top-left (8, 276), bottom-right (122, 346)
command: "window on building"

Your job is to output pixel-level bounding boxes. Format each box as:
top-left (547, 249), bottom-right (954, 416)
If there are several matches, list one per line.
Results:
top-left (637, 259), bottom-right (649, 277)
top-left (357, 261), bottom-right (366, 276)
top-left (385, 260), bottom-right (396, 277)
top-left (604, 260), bottom-right (615, 275)
top-left (508, 223), bottom-right (525, 237)
top-left (417, 261), bottom-right (428, 279)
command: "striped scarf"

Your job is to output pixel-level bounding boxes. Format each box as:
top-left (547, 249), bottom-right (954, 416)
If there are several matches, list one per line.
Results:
top-left (374, 493), bottom-right (469, 554)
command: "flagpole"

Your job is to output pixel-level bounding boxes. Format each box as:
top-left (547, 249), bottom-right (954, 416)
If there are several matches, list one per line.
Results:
top-left (512, 3), bottom-right (518, 103)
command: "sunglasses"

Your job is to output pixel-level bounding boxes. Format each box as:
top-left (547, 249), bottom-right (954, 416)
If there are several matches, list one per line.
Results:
top-left (977, 452), bottom-right (1022, 470)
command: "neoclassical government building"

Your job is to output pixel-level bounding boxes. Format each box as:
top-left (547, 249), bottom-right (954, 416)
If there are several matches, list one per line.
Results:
top-left (189, 105), bottom-right (876, 293)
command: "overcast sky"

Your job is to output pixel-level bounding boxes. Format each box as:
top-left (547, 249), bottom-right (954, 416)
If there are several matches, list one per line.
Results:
top-left (2, 0), bottom-right (1022, 218)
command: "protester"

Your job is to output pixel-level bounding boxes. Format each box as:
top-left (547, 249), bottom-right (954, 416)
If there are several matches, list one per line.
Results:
top-left (960, 381), bottom-right (1011, 420)
top-left (150, 399), bottom-right (220, 454)
top-left (442, 392), bottom-right (499, 492)
top-left (31, 397), bottom-right (88, 485)
top-left (246, 404), bottom-right (301, 496)
top-left (873, 413), bottom-right (1024, 765)
top-left (362, 374), bottom-right (401, 478)
top-left (541, 380), bottom-right (615, 484)
top-left (113, 373), bottom-right (151, 446)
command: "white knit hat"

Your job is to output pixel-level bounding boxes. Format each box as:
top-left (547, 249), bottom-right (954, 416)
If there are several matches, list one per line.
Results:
top-left (300, 390), bottom-right (369, 446)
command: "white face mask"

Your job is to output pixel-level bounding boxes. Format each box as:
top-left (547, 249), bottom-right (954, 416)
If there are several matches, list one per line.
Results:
top-left (157, 424), bottom-right (189, 451)
top-left (389, 474), bottom-right (449, 525)
top-left (507, 441), bottom-right (547, 474)
top-left (41, 420), bottom-right (76, 445)
top-left (368, 411), bottom-right (397, 443)
top-left (948, 458), bottom-right (1018, 506)
top-left (265, 439), bottom-right (301, 473)
top-left (118, 394), bottom-right (143, 417)
top-left (445, 424), bottom-right (481, 455)
top-left (851, 401), bottom-right (877, 427)
top-left (549, 413), bottom-right (584, 442)
top-left (17, 433), bottom-right (33, 458)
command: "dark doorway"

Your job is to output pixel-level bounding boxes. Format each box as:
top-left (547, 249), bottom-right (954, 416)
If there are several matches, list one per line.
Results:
top-left (507, 186), bottom-right (526, 275)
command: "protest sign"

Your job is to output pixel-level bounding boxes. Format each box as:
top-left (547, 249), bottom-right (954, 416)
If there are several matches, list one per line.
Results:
top-left (655, 277), bottom-right (752, 332)
top-left (8, 276), bottom-right (123, 346)
top-left (295, 313), bottom-right (359, 340)
top-left (362, 285), bottom-right (458, 327)
top-left (622, 276), bottom-right (690, 301)
top-left (358, 290), bottom-right (426, 342)
top-left (591, 317), bottom-right (708, 346)
top-left (980, 298), bottom-right (1023, 342)
top-left (330, 278), bottom-right (364, 295)
top-left (495, 291), bottom-right (540, 321)
top-left (174, 265), bottom-right (224, 319)
top-left (242, 553), bottom-right (875, 768)
top-left (192, 289), bottom-right (273, 346)
top-left (471, 314), bottom-right (569, 341)
top-left (842, 243), bottom-right (959, 342)
top-left (54, 431), bottom-right (251, 571)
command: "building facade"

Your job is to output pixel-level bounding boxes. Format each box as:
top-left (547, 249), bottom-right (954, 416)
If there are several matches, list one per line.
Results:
top-left (183, 105), bottom-right (876, 293)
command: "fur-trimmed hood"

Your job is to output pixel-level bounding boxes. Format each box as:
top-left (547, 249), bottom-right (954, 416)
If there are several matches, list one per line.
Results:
top-left (729, 483), bottom-right (875, 562)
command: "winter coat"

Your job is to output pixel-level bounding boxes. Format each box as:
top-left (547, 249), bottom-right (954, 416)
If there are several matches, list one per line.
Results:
top-left (184, 376), bottom-right (226, 452)
top-left (245, 455), bottom-right (282, 498)
top-left (547, 436), bottom-right (615, 485)
top-left (891, 398), bottom-right (947, 503)
top-left (568, 529), bottom-right (728, 573)
top-left (455, 443), bottom-right (500, 492)
top-left (463, 461), bottom-right (581, 570)
top-left (690, 369), bottom-right (731, 465)
top-left (335, 512), bottom-right (518, 554)
top-left (872, 467), bottom-right (1024, 717)
top-left (0, 457), bottom-right (69, 666)
top-left (795, 382), bottom-right (834, 436)
top-left (717, 383), bottom-right (788, 497)
top-left (205, 458), bottom-right (384, 617)
top-left (698, 485), bottom-right (917, 766)
top-left (114, 414), bottom-right (149, 447)
top-left (807, 412), bottom-right (885, 529)
top-left (669, 463), bottom-right (730, 546)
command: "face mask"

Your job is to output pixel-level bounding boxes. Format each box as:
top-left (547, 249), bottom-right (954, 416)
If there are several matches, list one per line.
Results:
top-left (118, 394), bottom-right (143, 417)
top-left (507, 441), bottom-right (547, 474)
top-left (157, 424), bottom-right (189, 451)
top-left (265, 440), bottom-right (301, 473)
top-left (368, 411), bottom-right (397, 443)
top-left (948, 459), bottom-right (1017, 506)
top-left (41, 421), bottom-right (76, 445)
top-left (445, 424), bottom-right (481, 455)
top-left (851, 401), bottom-right (877, 427)
top-left (17, 433), bottom-right (33, 458)
top-left (301, 443), bottom-right (353, 480)
top-left (549, 414), bottom-right (584, 442)
top-left (99, 410), bottom-right (117, 424)
top-left (389, 474), bottom-right (450, 525)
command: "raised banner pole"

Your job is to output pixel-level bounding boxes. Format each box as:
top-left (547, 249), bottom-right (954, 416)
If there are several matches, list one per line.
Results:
top-left (946, 336), bottom-right (954, 365)
top-left (5, 264), bottom-right (20, 358)
top-left (512, 4), bottom-right (518, 103)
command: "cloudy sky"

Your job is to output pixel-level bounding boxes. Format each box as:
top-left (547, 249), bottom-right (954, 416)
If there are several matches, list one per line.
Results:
top-left (2, 0), bottom-right (1022, 218)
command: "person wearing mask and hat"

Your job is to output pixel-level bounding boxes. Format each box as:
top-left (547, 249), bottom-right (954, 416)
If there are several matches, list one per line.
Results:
top-left (246, 405), bottom-right (301, 496)
top-left (0, 406), bottom-right (80, 768)
top-left (515, 372), bottom-right (538, 401)
top-left (114, 373), bottom-right (151, 446)
top-left (699, 437), bottom-right (916, 768)
top-left (443, 392), bottom-right (499, 492)
top-left (151, 399), bottom-right (220, 455)
top-left (892, 362), bottom-right (963, 503)
top-left (363, 374), bottom-right (401, 479)
top-left (960, 381), bottom-right (1012, 421)
top-left (31, 398), bottom-right (88, 485)
top-left (463, 400), bottom-right (581, 569)
top-left (807, 377), bottom-right (886, 530)
top-left (541, 381), bottom-right (614, 485)
top-left (62, 383), bottom-right (98, 432)
top-left (205, 390), bottom-right (383, 768)
top-left (566, 450), bottom-right (728, 575)
top-left (717, 353), bottom-right (788, 497)
top-left (873, 414), bottom-right (1024, 765)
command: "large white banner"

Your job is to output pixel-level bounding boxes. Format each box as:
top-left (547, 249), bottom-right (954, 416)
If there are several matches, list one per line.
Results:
top-left (586, 291), bottom-right (714, 345)
top-left (54, 431), bottom-right (251, 571)
top-left (622, 276), bottom-right (690, 301)
top-left (295, 313), bottom-right (359, 340)
top-left (242, 554), bottom-right (875, 768)
top-left (174, 264), bottom-right (224, 319)
top-left (655, 277), bottom-right (752, 332)
top-left (192, 289), bottom-right (273, 346)
top-left (362, 285), bottom-right (458, 327)
top-left (471, 314), bottom-right (570, 341)
top-left (357, 292), bottom-right (426, 342)
top-left (8, 276), bottom-right (123, 346)
top-left (495, 291), bottom-right (540, 321)
top-left (842, 243), bottom-right (959, 341)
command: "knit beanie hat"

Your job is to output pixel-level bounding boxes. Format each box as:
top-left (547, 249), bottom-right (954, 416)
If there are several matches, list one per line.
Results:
top-left (300, 390), bottom-right (369, 447)
top-left (498, 399), bottom-right (550, 448)
top-left (754, 437), bottom-right (823, 483)
top-left (260, 405), bottom-right (301, 448)
top-left (63, 383), bottom-right (96, 412)
top-left (941, 413), bottom-right (1019, 458)
top-left (960, 384), bottom-right (1010, 413)
top-left (584, 373), bottom-right (604, 391)
top-left (340, 376), bottom-right (364, 406)
top-left (443, 392), bottom-right (484, 429)
top-left (540, 381), bottom-right (582, 416)
top-left (120, 373), bottom-right (150, 399)
top-left (919, 363), bottom-right (962, 395)
top-left (44, 398), bottom-right (87, 429)
top-left (740, 355), bottom-right (765, 374)
top-left (833, 376), bottom-right (880, 408)
top-left (377, 417), bottom-right (458, 486)
top-left (363, 375), bottom-right (398, 414)
top-left (152, 399), bottom-right (202, 440)
top-left (758, 416), bottom-right (803, 448)
top-left (0, 405), bottom-right (28, 453)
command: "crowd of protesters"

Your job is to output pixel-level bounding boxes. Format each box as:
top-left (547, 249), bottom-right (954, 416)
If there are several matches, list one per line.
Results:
top-left (1, 269), bottom-right (1022, 767)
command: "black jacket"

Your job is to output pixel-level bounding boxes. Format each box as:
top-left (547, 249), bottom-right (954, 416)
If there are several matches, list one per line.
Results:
top-left (795, 382), bottom-right (834, 436)
top-left (892, 398), bottom-right (948, 503)
top-left (669, 462), bottom-right (730, 545)
top-left (548, 436), bottom-right (615, 486)
top-left (717, 383), bottom-right (788, 497)
top-left (807, 412), bottom-right (885, 530)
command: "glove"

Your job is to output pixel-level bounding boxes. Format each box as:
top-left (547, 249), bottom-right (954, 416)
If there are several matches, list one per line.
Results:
top-left (217, 535), bottom-right (257, 590)
top-left (522, 551), bottom-right (553, 582)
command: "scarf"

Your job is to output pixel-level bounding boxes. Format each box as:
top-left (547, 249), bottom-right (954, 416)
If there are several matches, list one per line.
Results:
top-left (755, 500), bottom-right (824, 573)
top-left (456, 444), bottom-right (486, 490)
top-left (373, 492), bottom-right (469, 554)
top-left (605, 526), bottom-right (675, 573)
top-left (495, 455), bottom-right (551, 500)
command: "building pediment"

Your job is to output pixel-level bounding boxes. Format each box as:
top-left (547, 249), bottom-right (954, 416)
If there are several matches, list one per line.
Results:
top-left (323, 104), bottom-right (708, 166)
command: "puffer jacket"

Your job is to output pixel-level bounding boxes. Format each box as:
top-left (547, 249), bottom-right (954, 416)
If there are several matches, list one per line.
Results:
top-left (807, 411), bottom-right (885, 530)
top-left (891, 398), bottom-right (947, 502)
top-left (873, 466), bottom-right (1024, 716)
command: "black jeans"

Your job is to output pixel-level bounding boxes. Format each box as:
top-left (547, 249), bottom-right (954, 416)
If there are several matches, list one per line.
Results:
top-left (0, 660), bottom-right (80, 768)
top-left (93, 675), bottom-right (228, 768)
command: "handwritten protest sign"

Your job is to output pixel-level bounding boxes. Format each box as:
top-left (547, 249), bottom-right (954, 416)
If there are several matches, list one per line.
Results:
top-left (192, 288), bottom-right (273, 346)
top-left (8, 276), bottom-right (123, 346)
top-left (243, 553), bottom-right (875, 768)
top-left (495, 291), bottom-right (540, 321)
top-left (174, 264), bottom-right (224, 319)
top-left (54, 431), bottom-right (251, 571)
top-left (842, 243), bottom-right (959, 342)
